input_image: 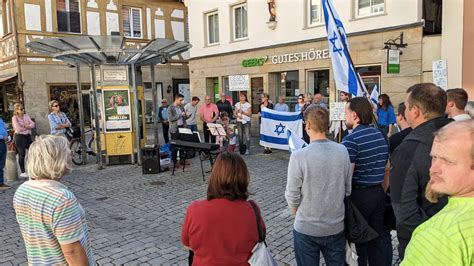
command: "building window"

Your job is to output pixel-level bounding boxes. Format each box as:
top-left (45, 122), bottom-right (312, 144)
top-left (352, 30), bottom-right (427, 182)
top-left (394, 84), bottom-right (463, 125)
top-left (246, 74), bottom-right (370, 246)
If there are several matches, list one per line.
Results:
top-left (49, 85), bottom-right (91, 127)
top-left (233, 4), bottom-right (248, 40)
top-left (308, 0), bottom-right (323, 26)
top-left (275, 71), bottom-right (299, 111)
top-left (308, 69), bottom-right (330, 100)
top-left (356, 0), bottom-right (385, 18)
top-left (206, 11), bottom-right (219, 45)
top-left (1, 0), bottom-right (12, 36)
top-left (122, 7), bottom-right (142, 38)
top-left (57, 0), bottom-right (81, 33)
top-left (356, 65), bottom-right (381, 94)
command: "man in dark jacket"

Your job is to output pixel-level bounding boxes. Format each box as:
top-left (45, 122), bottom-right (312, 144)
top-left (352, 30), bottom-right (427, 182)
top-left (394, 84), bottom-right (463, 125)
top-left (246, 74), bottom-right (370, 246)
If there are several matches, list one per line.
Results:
top-left (216, 93), bottom-right (234, 120)
top-left (390, 83), bottom-right (452, 259)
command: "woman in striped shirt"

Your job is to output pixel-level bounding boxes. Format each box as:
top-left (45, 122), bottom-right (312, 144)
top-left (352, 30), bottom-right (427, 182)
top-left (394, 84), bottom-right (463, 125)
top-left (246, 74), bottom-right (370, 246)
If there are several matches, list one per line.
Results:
top-left (13, 135), bottom-right (95, 265)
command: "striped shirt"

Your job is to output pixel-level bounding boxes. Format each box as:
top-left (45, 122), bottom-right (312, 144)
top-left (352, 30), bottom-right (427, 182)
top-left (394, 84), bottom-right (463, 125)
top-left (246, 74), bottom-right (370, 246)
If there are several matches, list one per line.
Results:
top-left (402, 197), bottom-right (474, 265)
top-left (13, 180), bottom-right (95, 265)
top-left (342, 125), bottom-right (388, 184)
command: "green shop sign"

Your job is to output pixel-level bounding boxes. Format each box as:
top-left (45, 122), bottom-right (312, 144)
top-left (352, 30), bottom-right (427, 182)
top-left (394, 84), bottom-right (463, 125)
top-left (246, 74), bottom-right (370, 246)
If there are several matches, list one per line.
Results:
top-left (242, 56), bottom-right (268, 67)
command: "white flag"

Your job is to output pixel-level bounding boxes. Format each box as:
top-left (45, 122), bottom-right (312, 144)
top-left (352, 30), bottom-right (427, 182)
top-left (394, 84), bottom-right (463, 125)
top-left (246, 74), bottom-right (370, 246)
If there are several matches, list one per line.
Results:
top-left (323, 0), bottom-right (365, 97)
top-left (260, 108), bottom-right (303, 150)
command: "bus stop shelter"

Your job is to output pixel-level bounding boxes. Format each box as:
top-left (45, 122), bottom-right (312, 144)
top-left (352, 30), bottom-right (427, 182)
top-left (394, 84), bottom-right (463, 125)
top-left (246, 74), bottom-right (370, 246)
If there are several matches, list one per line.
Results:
top-left (26, 35), bottom-right (191, 169)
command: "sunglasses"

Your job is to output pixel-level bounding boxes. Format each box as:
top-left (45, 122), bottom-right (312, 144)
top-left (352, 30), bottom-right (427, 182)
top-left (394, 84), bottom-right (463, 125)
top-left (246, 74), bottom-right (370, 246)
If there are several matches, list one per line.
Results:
top-left (298, 97), bottom-right (304, 100)
top-left (52, 105), bottom-right (59, 107)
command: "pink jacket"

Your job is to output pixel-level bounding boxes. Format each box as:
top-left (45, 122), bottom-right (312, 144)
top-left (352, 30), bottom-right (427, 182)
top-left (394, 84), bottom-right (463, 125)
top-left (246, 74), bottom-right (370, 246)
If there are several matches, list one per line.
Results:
top-left (12, 114), bottom-right (35, 135)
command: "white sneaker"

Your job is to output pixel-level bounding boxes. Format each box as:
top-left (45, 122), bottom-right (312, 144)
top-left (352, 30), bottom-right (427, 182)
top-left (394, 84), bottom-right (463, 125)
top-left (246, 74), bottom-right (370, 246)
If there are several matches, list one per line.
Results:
top-left (20, 172), bottom-right (29, 178)
top-left (245, 150), bottom-right (250, 155)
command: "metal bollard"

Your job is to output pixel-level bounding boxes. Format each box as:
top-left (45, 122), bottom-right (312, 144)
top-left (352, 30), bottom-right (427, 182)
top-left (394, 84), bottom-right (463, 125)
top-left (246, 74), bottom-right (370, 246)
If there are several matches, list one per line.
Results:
top-left (6, 150), bottom-right (18, 182)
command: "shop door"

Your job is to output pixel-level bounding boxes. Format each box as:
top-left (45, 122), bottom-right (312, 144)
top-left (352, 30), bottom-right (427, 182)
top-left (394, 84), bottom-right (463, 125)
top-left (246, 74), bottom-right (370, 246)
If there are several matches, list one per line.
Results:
top-left (251, 77), bottom-right (263, 114)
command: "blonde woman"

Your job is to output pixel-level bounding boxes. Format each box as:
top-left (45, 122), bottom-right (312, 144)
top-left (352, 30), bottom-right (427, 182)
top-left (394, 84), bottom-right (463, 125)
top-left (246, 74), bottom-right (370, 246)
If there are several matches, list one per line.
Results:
top-left (12, 103), bottom-right (35, 178)
top-left (13, 135), bottom-right (95, 265)
top-left (48, 100), bottom-right (71, 136)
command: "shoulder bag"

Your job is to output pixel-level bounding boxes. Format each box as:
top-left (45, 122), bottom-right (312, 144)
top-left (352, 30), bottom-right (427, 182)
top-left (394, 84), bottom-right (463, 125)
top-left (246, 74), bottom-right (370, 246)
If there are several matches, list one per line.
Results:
top-left (248, 200), bottom-right (277, 266)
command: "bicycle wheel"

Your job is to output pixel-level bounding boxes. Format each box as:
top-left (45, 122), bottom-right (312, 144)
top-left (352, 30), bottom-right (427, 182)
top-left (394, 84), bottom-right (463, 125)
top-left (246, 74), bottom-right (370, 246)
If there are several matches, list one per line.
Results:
top-left (70, 139), bottom-right (83, 165)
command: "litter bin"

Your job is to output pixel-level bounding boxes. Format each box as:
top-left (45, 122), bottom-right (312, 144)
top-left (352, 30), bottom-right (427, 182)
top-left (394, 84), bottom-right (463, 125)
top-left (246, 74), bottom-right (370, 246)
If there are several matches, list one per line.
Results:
top-left (6, 150), bottom-right (18, 182)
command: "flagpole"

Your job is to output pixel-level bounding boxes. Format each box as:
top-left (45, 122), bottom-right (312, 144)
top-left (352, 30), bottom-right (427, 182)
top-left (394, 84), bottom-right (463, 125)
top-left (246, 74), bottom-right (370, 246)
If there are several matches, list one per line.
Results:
top-left (325, 0), bottom-right (378, 127)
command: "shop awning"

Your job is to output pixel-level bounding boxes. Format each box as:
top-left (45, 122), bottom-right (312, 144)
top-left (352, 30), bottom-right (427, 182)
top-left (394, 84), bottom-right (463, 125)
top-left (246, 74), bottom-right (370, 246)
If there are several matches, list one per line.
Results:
top-left (25, 36), bottom-right (191, 66)
top-left (0, 73), bottom-right (17, 83)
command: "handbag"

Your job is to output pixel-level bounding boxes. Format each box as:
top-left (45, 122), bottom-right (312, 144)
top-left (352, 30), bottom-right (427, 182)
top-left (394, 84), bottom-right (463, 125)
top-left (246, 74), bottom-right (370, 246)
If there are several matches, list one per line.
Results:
top-left (248, 200), bottom-right (277, 266)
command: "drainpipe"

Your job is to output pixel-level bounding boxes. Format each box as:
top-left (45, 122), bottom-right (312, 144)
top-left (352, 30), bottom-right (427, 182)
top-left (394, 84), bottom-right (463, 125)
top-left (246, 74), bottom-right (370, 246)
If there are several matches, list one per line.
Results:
top-left (11, 0), bottom-right (24, 104)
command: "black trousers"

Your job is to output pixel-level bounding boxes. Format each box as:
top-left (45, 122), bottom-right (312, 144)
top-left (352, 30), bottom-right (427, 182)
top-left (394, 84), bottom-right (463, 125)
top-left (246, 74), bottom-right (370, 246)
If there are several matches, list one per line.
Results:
top-left (349, 185), bottom-right (386, 266)
top-left (162, 122), bottom-right (170, 143)
top-left (203, 122), bottom-right (216, 143)
top-left (14, 134), bottom-right (32, 173)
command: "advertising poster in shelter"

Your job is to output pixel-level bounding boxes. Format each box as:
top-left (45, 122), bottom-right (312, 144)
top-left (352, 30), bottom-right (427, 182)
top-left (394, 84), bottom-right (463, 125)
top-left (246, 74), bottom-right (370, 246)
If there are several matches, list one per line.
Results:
top-left (103, 89), bottom-right (132, 132)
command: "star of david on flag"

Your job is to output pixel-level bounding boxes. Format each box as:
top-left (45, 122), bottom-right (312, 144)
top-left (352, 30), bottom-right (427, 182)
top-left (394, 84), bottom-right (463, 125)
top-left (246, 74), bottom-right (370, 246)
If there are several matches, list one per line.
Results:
top-left (323, 0), bottom-right (365, 97)
top-left (260, 107), bottom-right (303, 150)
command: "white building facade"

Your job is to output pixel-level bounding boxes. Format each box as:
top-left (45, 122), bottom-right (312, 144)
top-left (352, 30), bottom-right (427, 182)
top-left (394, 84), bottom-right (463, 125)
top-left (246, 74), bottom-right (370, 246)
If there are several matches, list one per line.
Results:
top-left (185, 0), bottom-right (469, 113)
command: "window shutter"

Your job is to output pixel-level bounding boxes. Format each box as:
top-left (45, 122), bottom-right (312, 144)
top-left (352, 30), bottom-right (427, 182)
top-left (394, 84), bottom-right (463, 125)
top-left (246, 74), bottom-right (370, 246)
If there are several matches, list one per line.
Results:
top-left (131, 9), bottom-right (141, 37)
top-left (122, 8), bottom-right (131, 37)
top-left (69, 0), bottom-right (81, 33)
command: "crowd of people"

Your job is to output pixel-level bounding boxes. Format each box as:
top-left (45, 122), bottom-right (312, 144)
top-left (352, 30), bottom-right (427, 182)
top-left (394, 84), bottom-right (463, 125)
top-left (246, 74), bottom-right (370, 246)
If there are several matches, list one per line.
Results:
top-left (0, 83), bottom-right (473, 266)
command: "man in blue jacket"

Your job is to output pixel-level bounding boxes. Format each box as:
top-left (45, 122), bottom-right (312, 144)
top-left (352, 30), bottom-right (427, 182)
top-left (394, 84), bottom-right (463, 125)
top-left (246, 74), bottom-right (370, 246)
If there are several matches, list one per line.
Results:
top-left (0, 118), bottom-right (10, 189)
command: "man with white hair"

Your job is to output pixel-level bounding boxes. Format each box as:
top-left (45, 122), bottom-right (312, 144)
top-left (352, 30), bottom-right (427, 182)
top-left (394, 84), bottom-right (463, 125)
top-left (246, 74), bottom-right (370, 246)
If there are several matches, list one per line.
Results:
top-left (402, 121), bottom-right (474, 265)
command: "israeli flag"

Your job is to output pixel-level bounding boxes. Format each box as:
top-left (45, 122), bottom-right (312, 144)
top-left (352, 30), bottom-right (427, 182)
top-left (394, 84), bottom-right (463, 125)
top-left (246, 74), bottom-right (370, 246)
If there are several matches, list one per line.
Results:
top-left (323, 0), bottom-right (365, 97)
top-left (260, 107), bottom-right (303, 150)
top-left (287, 128), bottom-right (308, 153)
top-left (370, 85), bottom-right (380, 107)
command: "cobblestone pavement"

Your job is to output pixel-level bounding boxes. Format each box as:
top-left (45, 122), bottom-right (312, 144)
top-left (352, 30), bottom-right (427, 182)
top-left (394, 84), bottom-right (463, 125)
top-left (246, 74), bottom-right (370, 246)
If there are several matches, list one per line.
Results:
top-left (0, 140), bottom-right (399, 265)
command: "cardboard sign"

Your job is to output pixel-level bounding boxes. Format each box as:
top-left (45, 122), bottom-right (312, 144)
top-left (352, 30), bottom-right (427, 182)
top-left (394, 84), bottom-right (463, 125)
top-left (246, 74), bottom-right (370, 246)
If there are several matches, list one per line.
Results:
top-left (229, 75), bottom-right (250, 91)
top-left (330, 102), bottom-right (346, 121)
top-left (432, 60), bottom-right (448, 90)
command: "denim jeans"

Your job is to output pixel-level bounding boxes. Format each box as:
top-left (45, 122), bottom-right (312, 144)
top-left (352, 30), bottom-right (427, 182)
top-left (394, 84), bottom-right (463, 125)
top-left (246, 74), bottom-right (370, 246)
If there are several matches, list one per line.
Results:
top-left (0, 140), bottom-right (6, 184)
top-left (187, 124), bottom-right (198, 132)
top-left (237, 122), bottom-right (250, 150)
top-left (293, 229), bottom-right (345, 266)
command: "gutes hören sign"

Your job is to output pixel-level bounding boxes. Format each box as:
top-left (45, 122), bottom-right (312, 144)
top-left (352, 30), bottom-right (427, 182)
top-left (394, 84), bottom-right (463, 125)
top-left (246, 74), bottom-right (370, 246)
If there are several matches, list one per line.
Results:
top-left (271, 49), bottom-right (330, 64)
top-left (242, 49), bottom-right (330, 67)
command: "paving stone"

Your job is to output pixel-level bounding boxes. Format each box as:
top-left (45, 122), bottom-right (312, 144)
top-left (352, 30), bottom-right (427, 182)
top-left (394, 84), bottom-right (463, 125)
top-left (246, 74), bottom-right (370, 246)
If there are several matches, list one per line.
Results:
top-left (0, 137), bottom-right (400, 265)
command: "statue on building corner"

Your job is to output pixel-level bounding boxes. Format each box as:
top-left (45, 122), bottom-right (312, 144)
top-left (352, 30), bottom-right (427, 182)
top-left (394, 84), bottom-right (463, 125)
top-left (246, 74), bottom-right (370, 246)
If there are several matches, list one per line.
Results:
top-left (267, 0), bottom-right (276, 22)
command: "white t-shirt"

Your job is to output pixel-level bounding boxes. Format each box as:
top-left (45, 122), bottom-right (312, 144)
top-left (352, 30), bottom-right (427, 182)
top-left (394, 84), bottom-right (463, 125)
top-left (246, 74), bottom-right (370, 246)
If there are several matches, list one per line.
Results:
top-left (184, 103), bottom-right (197, 125)
top-left (235, 102), bottom-right (251, 124)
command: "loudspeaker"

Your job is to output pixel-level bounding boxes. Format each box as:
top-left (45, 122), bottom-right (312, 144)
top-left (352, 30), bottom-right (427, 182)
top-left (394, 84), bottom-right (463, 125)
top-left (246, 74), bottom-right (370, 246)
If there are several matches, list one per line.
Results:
top-left (142, 158), bottom-right (160, 174)
top-left (142, 146), bottom-right (161, 174)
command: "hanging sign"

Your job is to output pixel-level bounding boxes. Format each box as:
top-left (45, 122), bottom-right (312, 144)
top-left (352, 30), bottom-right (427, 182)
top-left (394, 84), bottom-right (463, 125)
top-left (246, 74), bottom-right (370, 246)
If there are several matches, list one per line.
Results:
top-left (432, 60), bottom-right (448, 90)
top-left (103, 89), bottom-right (132, 132)
top-left (229, 75), bottom-right (250, 91)
top-left (387, 49), bottom-right (400, 74)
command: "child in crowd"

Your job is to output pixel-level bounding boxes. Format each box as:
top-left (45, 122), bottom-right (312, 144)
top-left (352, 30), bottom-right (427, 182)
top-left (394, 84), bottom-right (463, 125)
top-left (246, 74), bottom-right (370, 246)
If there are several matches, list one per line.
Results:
top-left (216, 112), bottom-right (230, 152)
top-left (227, 127), bottom-right (237, 152)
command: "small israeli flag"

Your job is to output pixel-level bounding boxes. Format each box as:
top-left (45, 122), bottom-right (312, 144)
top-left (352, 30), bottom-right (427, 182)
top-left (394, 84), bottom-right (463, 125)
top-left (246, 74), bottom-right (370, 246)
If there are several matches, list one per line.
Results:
top-left (370, 85), bottom-right (380, 107)
top-left (260, 107), bottom-right (303, 150)
top-left (287, 128), bottom-right (308, 153)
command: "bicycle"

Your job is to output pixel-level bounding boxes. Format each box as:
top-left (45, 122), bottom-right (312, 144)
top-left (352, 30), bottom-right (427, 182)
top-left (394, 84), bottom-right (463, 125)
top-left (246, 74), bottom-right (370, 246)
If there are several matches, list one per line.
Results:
top-left (66, 127), bottom-right (97, 165)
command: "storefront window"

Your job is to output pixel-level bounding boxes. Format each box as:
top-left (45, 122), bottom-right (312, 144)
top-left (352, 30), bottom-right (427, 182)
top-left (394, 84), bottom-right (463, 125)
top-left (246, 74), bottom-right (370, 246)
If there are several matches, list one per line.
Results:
top-left (144, 82), bottom-right (163, 124)
top-left (223, 77), bottom-right (238, 106)
top-left (275, 71), bottom-right (299, 111)
top-left (308, 69), bottom-right (329, 102)
top-left (356, 65), bottom-right (381, 94)
top-left (49, 85), bottom-right (91, 127)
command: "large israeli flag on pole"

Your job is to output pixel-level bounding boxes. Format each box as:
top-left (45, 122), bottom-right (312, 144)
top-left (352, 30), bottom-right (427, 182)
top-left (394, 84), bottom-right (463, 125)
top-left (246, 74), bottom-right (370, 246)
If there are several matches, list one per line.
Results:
top-left (323, 0), bottom-right (365, 97)
top-left (260, 108), bottom-right (303, 150)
